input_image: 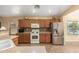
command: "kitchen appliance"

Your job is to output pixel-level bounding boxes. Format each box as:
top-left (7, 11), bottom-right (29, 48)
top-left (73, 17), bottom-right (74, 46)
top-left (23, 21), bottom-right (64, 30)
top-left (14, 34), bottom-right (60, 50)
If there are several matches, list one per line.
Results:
top-left (52, 22), bottom-right (64, 45)
top-left (31, 23), bottom-right (39, 43)
top-left (18, 28), bottom-right (24, 33)
top-left (9, 23), bottom-right (18, 35)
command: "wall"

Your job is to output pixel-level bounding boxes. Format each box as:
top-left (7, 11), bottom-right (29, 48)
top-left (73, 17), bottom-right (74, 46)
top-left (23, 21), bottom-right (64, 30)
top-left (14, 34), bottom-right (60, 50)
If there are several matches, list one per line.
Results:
top-left (61, 5), bottom-right (79, 16)
top-left (63, 9), bottom-right (79, 42)
top-left (0, 17), bottom-right (24, 31)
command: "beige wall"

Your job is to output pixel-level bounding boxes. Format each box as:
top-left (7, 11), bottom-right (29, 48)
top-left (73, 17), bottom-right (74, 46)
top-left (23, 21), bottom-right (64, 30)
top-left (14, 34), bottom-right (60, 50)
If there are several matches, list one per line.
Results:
top-left (63, 9), bottom-right (79, 42)
top-left (0, 17), bottom-right (24, 31)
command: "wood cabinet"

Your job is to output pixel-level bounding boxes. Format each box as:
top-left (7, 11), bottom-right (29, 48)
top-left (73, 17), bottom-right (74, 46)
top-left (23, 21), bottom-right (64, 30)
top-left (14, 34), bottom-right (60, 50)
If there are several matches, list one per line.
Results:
top-left (39, 20), bottom-right (51, 27)
top-left (12, 37), bottom-right (18, 46)
top-left (45, 33), bottom-right (51, 43)
top-left (18, 32), bottom-right (51, 44)
top-left (44, 20), bottom-right (50, 27)
top-left (40, 20), bottom-right (45, 27)
top-left (19, 19), bottom-right (50, 28)
top-left (19, 20), bottom-right (30, 28)
top-left (40, 33), bottom-right (46, 43)
top-left (18, 33), bottom-right (30, 44)
top-left (40, 32), bottom-right (51, 43)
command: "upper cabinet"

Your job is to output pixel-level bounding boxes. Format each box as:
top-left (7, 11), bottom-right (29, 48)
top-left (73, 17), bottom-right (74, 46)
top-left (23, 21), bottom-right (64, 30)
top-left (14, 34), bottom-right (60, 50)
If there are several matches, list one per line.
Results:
top-left (19, 20), bottom-right (31, 28)
top-left (18, 18), bottom-right (61, 28)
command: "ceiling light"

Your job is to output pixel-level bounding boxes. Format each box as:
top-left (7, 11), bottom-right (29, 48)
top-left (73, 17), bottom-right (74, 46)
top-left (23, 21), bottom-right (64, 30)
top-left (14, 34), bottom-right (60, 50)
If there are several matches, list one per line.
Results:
top-left (33, 9), bottom-right (36, 13)
top-left (33, 5), bottom-right (40, 16)
top-left (49, 9), bottom-right (52, 14)
top-left (12, 6), bottom-right (20, 14)
top-left (34, 5), bottom-right (40, 9)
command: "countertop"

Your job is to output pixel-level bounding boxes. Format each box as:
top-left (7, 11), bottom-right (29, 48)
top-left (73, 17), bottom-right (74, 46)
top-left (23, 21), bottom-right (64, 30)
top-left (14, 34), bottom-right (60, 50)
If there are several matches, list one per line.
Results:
top-left (0, 31), bottom-right (18, 40)
top-left (18, 31), bottom-right (51, 34)
top-left (40, 32), bottom-right (51, 33)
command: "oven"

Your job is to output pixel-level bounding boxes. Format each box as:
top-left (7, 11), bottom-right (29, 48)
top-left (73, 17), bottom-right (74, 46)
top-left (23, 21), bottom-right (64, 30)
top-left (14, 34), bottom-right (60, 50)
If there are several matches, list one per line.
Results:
top-left (31, 23), bottom-right (39, 43)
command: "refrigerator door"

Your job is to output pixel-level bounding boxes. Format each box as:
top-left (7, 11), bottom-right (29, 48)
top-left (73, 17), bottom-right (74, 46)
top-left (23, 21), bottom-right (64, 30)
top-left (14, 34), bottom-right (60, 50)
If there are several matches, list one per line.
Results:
top-left (9, 23), bottom-right (18, 35)
top-left (53, 35), bottom-right (64, 45)
top-left (52, 22), bottom-right (64, 45)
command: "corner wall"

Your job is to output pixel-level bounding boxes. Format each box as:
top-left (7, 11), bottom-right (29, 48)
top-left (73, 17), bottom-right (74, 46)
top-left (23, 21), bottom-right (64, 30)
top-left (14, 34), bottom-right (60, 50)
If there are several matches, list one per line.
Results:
top-left (0, 17), bottom-right (24, 31)
top-left (63, 9), bottom-right (79, 42)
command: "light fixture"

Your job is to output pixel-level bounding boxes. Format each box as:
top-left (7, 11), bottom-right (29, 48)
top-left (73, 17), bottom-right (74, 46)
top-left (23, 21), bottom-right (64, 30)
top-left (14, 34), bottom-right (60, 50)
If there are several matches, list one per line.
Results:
top-left (12, 6), bottom-right (20, 14)
top-left (33, 9), bottom-right (36, 13)
top-left (32, 5), bottom-right (40, 16)
top-left (49, 9), bottom-right (52, 14)
top-left (34, 5), bottom-right (40, 9)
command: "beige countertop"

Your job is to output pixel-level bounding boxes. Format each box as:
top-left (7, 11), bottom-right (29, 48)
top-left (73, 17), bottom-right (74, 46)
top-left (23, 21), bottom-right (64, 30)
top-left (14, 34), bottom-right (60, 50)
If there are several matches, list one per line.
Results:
top-left (18, 32), bottom-right (51, 34)
top-left (40, 32), bottom-right (51, 33)
top-left (0, 31), bottom-right (18, 40)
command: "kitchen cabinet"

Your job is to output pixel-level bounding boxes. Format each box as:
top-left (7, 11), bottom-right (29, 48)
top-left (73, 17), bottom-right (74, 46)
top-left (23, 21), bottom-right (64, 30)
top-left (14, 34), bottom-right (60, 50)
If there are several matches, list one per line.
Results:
top-left (45, 33), bottom-right (51, 43)
top-left (44, 20), bottom-right (50, 27)
top-left (40, 33), bottom-right (46, 43)
top-left (19, 19), bottom-right (51, 28)
top-left (18, 33), bottom-right (30, 44)
top-left (40, 32), bottom-right (51, 43)
top-left (19, 20), bottom-right (30, 28)
top-left (39, 20), bottom-right (50, 27)
top-left (12, 37), bottom-right (18, 46)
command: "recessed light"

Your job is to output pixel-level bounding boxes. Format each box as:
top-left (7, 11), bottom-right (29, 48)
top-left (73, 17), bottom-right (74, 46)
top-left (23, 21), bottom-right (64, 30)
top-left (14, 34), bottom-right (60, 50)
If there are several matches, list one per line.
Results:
top-left (49, 9), bottom-right (52, 14)
top-left (33, 9), bottom-right (36, 13)
top-left (12, 6), bottom-right (20, 14)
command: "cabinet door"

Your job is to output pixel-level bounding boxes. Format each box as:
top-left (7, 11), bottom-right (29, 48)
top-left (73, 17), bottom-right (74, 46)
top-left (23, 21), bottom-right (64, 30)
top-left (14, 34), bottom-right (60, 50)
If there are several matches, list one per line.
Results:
top-left (24, 33), bottom-right (30, 43)
top-left (26, 20), bottom-right (31, 27)
top-left (44, 20), bottom-right (50, 27)
top-left (19, 20), bottom-right (26, 28)
top-left (19, 20), bottom-right (30, 28)
top-left (40, 33), bottom-right (46, 43)
top-left (45, 33), bottom-right (51, 43)
top-left (18, 33), bottom-right (24, 43)
top-left (18, 33), bottom-right (30, 44)
top-left (39, 20), bottom-right (45, 27)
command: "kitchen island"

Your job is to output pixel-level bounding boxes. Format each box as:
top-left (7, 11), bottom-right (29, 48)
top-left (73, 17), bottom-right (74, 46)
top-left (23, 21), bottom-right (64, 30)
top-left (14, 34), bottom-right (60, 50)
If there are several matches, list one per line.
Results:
top-left (0, 31), bottom-right (18, 46)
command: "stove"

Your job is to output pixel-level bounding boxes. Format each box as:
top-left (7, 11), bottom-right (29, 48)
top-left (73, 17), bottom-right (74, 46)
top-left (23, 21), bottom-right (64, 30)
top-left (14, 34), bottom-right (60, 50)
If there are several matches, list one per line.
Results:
top-left (31, 23), bottom-right (39, 43)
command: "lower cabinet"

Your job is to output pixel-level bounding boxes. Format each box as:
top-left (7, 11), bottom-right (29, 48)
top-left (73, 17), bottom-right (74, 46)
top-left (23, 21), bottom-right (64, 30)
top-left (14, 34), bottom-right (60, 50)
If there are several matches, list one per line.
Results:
top-left (40, 33), bottom-right (46, 43)
top-left (45, 33), bottom-right (51, 43)
top-left (40, 33), bottom-right (51, 43)
top-left (12, 37), bottom-right (18, 46)
top-left (18, 33), bottom-right (30, 44)
top-left (18, 32), bottom-right (51, 44)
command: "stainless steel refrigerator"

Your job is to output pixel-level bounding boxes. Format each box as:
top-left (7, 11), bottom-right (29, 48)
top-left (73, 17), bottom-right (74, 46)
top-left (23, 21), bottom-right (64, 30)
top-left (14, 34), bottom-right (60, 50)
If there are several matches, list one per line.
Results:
top-left (52, 22), bottom-right (64, 45)
top-left (9, 23), bottom-right (18, 35)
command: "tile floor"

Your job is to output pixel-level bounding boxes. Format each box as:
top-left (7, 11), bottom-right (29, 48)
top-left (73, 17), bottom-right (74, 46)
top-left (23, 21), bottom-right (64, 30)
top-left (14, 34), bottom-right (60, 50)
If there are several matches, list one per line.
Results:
top-left (0, 46), bottom-right (46, 53)
top-left (1, 42), bottom-right (79, 53)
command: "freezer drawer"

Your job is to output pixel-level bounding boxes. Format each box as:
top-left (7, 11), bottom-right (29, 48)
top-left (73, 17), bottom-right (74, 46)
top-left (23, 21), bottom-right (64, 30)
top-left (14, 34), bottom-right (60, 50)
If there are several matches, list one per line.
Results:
top-left (52, 37), bottom-right (64, 45)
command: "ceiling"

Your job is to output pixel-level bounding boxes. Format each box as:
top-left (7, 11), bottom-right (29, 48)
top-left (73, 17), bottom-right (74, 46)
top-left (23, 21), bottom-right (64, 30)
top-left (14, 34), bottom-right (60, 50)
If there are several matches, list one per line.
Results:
top-left (0, 5), bottom-right (71, 16)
